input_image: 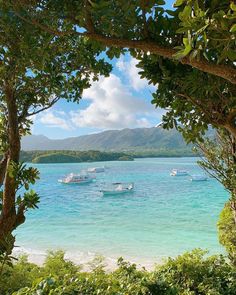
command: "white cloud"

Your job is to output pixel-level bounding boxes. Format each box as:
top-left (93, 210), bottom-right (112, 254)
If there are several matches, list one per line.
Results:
top-left (116, 57), bottom-right (152, 91)
top-left (39, 111), bottom-right (72, 130)
top-left (70, 73), bottom-right (156, 129)
top-left (37, 57), bottom-right (163, 132)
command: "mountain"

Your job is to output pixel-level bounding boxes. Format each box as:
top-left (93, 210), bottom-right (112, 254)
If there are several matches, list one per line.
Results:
top-left (21, 127), bottom-right (192, 152)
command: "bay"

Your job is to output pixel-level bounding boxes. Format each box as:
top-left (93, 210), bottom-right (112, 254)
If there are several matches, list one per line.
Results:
top-left (15, 157), bottom-right (228, 267)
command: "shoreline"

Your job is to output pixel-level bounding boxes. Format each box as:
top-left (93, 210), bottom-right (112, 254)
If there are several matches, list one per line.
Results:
top-left (13, 247), bottom-right (165, 271)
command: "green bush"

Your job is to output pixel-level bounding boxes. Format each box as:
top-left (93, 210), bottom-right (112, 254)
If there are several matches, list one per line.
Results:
top-left (41, 250), bottom-right (79, 278)
top-left (153, 249), bottom-right (236, 295)
top-left (0, 255), bottom-right (41, 295)
top-left (218, 201), bottom-right (236, 263)
top-left (0, 250), bottom-right (235, 295)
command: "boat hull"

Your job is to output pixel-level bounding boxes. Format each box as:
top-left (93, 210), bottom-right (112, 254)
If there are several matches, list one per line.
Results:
top-left (190, 177), bottom-right (207, 182)
top-left (170, 172), bottom-right (188, 176)
top-left (58, 179), bottom-right (93, 184)
top-left (101, 189), bottom-right (134, 196)
top-left (87, 167), bottom-right (105, 173)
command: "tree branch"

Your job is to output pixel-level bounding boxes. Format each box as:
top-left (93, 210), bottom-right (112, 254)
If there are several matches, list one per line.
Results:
top-left (84, 0), bottom-right (95, 33)
top-left (18, 96), bottom-right (60, 122)
top-left (15, 203), bottom-right (26, 228)
top-left (174, 92), bottom-right (214, 123)
top-left (27, 96), bottom-right (60, 117)
top-left (12, 10), bottom-right (236, 85)
top-left (84, 33), bottom-right (236, 85)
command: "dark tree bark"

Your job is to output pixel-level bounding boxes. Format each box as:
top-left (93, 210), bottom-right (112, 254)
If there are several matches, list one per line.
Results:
top-left (0, 152), bottom-right (8, 187)
top-left (0, 85), bottom-right (22, 254)
top-left (230, 133), bottom-right (236, 225)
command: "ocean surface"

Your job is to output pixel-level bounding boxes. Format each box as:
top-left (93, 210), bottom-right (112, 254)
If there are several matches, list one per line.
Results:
top-left (15, 158), bottom-right (229, 268)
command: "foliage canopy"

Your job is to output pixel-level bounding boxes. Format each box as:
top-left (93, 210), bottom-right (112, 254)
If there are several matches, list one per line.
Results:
top-left (9, 0), bottom-right (236, 142)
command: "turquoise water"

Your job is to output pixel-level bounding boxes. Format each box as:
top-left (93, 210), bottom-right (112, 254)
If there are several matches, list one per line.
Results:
top-left (16, 158), bottom-right (228, 266)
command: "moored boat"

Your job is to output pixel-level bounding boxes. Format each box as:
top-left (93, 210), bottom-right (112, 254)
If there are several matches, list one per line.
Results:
top-left (87, 167), bottom-right (105, 173)
top-left (170, 169), bottom-right (188, 176)
top-left (100, 182), bottom-right (134, 195)
top-left (190, 175), bottom-right (207, 181)
top-left (58, 173), bottom-right (94, 184)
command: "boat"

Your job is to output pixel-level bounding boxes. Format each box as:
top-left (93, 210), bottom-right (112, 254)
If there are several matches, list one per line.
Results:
top-left (87, 167), bottom-right (105, 173)
top-left (100, 182), bottom-right (134, 195)
top-left (58, 173), bottom-right (94, 184)
top-left (190, 175), bottom-right (207, 181)
top-left (170, 169), bottom-right (188, 176)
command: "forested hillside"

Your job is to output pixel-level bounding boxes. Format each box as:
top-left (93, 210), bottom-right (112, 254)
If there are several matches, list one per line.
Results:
top-left (22, 127), bottom-right (193, 152)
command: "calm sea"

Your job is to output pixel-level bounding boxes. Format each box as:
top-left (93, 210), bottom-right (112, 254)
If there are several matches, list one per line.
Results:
top-left (15, 158), bottom-right (228, 268)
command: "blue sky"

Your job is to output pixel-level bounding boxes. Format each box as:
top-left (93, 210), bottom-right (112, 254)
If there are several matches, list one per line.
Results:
top-left (33, 1), bottom-right (174, 139)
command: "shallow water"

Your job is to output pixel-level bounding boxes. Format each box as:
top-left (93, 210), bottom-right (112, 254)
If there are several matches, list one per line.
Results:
top-left (15, 158), bottom-right (228, 267)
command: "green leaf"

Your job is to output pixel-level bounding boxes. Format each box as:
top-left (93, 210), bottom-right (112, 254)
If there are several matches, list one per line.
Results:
top-left (203, 52), bottom-right (209, 61)
top-left (230, 2), bottom-right (236, 11)
top-left (230, 24), bottom-right (236, 33)
top-left (174, 0), bottom-right (185, 7)
top-left (174, 44), bottom-right (192, 59)
top-left (156, 0), bottom-right (165, 5)
top-left (183, 37), bottom-right (189, 47)
top-left (227, 49), bottom-right (236, 61)
top-left (166, 9), bottom-right (177, 16)
top-left (179, 5), bottom-right (191, 20)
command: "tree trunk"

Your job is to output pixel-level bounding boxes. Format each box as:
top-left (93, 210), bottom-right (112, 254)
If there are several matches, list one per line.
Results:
top-left (0, 85), bottom-right (21, 254)
top-left (0, 152), bottom-right (8, 187)
top-left (230, 134), bottom-right (236, 226)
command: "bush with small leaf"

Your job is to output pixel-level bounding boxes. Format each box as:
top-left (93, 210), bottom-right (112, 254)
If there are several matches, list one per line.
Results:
top-left (0, 250), bottom-right (235, 295)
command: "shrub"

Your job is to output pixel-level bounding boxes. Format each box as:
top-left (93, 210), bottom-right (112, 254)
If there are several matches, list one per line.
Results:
top-left (153, 249), bottom-right (236, 295)
top-left (0, 250), bottom-right (235, 295)
top-left (218, 201), bottom-right (236, 263)
top-left (0, 255), bottom-right (41, 295)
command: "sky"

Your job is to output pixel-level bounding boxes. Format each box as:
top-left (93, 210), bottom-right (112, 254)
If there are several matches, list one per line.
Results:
top-left (33, 1), bottom-right (174, 139)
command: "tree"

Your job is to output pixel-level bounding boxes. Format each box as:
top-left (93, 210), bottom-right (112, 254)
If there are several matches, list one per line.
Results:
top-left (0, 1), bottom-right (111, 257)
top-left (218, 202), bottom-right (236, 264)
top-left (11, 0), bottom-right (236, 82)
top-left (196, 130), bottom-right (236, 262)
top-left (9, 0), bottom-right (236, 136)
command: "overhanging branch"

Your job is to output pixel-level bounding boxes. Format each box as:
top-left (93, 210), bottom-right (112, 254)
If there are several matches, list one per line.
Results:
top-left (12, 7), bottom-right (236, 85)
top-left (83, 32), bottom-right (236, 85)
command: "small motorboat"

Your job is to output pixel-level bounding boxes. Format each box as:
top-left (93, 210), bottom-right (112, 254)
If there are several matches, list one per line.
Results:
top-left (190, 175), bottom-right (207, 181)
top-left (100, 182), bottom-right (134, 196)
top-left (87, 167), bottom-right (105, 173)
top-left (58, 173), bottom-right (94, 184)
top-left (170, 169), bottom-right (188, 176)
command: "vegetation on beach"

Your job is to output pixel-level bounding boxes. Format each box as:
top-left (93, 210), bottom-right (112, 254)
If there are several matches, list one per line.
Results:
top-left (1, 250), bottom-right (236, 295)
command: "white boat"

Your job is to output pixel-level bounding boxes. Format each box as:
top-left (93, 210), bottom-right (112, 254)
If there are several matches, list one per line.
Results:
top-left (87, 167), bottom-right (105, 173)
top-left (170, 169), bottom-right (188, 176)
top-left (58, 173), bottom-right (94, 184)
top-left (100, 182), bottom-right (134, 195)
top-left (190, 175), bottom-right (207, 181)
